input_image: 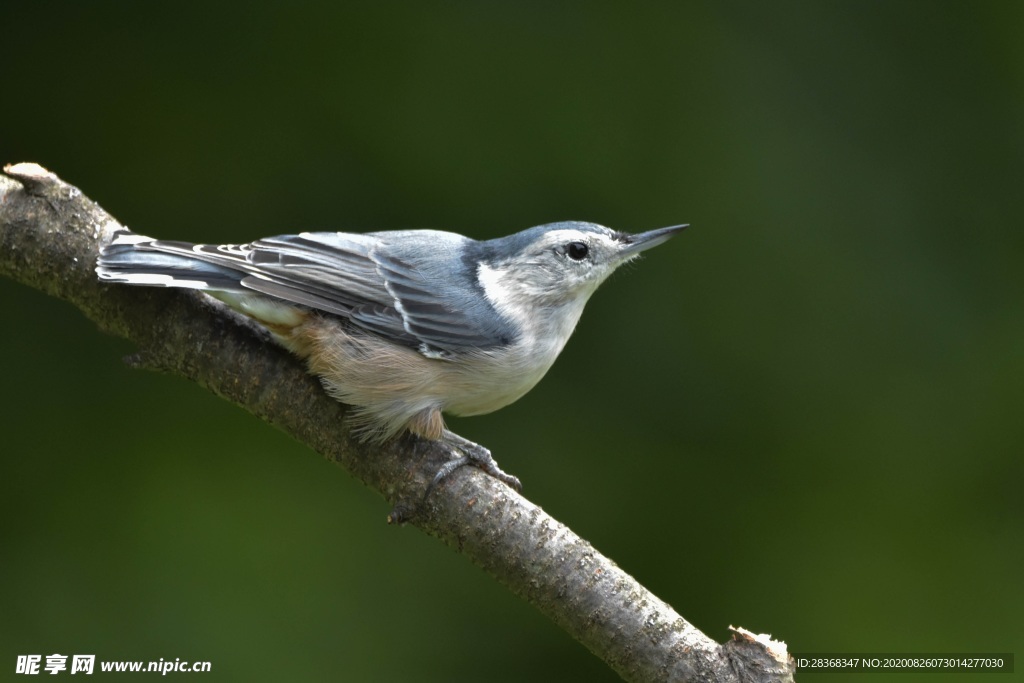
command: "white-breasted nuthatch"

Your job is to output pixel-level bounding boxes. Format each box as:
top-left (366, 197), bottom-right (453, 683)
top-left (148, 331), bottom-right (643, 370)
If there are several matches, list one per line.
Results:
top-left (96, 221), bottom-right (685, 490)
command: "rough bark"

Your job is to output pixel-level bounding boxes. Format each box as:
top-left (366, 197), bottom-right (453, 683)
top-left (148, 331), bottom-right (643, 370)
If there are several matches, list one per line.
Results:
top-left (0, 162), bottom-right (795, 683)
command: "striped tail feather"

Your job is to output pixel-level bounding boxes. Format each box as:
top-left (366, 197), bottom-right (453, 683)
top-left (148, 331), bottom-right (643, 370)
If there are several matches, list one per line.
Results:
top-left (96, 229), bottom-right (248, 292)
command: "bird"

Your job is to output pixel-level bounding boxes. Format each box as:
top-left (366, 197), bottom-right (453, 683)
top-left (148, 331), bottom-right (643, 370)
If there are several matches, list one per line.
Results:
top-left (96, 221), bottom-right (686, 491)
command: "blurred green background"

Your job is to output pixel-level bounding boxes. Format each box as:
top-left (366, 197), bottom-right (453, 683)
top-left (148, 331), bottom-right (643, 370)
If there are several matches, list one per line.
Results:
top-left (2, 2), bottom-right (1021, 681)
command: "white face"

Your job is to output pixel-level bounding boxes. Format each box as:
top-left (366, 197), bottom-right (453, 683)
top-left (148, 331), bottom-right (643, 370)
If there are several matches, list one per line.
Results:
top-left (489, 228), bottom-right (631, 304)
top-left (474, 227), bottom-right (630, 362)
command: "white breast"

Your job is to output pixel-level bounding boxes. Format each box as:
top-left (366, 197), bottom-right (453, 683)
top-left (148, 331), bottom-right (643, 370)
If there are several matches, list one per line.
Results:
top-left (440, 263), bottom-right (592, 416)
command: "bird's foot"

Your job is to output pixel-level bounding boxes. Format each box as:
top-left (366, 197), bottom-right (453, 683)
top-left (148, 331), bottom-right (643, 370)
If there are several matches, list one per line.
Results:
top-left (426, 430), bottom-right (522, 497)
top-left (387, 431), bottom-right (521, 524)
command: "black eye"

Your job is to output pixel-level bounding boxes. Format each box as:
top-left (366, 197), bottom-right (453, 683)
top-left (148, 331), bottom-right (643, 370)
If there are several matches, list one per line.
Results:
top-left (566, 241), bottom-right (589, 261)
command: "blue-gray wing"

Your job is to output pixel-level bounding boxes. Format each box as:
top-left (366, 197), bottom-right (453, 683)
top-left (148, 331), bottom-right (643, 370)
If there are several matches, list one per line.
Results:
top-left (128, 230), bottom-right (512, 354)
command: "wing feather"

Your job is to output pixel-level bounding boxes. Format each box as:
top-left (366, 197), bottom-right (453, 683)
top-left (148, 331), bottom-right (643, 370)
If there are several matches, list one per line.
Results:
top-left (133, 231), bottom-right (508, 353)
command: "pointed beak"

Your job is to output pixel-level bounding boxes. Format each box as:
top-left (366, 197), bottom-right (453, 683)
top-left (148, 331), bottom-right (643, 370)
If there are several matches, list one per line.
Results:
top-left (619, 224), bottom-right (688, 257)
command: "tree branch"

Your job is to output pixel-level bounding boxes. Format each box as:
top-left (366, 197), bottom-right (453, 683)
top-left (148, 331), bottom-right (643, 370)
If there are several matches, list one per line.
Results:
top-left (0, 162), bottom-right (794, 683)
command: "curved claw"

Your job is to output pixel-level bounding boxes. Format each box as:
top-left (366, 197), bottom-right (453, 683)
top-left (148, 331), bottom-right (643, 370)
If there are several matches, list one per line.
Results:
top-left (423, 430), bottom-right (523, 500)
